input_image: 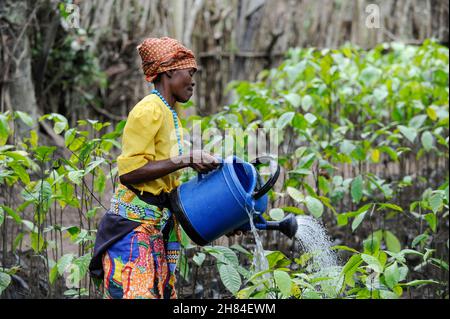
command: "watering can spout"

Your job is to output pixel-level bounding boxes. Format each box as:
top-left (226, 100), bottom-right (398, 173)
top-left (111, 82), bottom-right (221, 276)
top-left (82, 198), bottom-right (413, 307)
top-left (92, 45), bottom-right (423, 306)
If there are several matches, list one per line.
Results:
top-left (263, 214), bottom-right (298, 238)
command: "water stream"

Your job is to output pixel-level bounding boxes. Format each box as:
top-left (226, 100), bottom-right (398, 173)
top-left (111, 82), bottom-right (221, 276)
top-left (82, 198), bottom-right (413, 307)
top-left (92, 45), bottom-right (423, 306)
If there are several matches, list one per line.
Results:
top-left (246, 212), bottom-right (341, 298)
top-left (294, 215), bottom-right (342, 297)
top-left (294, 215), bottom-right (338, 271)
top-left (245, 209), bottom-right (270, 274)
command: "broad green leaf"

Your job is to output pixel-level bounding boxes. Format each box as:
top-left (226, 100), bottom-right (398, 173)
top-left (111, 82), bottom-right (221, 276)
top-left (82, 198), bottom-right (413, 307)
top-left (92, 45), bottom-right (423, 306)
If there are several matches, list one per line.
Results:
top-left (304, 113), bottom-right (317, 124)
top-left (86, 207), bottom-right (99, 219)
top-left (1, 206), bottom-right (22, 223)
top-left (266, 251), bottom-right (291, 269)
top-left (361, 254), bottom-right (383, 273)
top-left (29, 130), bottom-right (38, 147)
top-left (13, 232), bottom-right (24, 251)
top-left (426, 106), bottom-right (437, 121)
top-left (31, 231), bottom-right (45, 253)
top-left (49, 265), bottom-right (59, 284)
top-left (412, 234), bottom-right (428, 247)
top-left (380, 290), bottom-right (398, 299)
top-left (9, 163), bottom-right (30, 184)
top-left (341, 254), bottom-right (362, 275)
top-left (0, 272), bottom-right (11, 295)
top-left (373, 85), bottom-right (388, 102)
top-left (94, 170), bottom-right (106, 193)
top-left (236, 286), bottom-right (257, 299)
top-left (67, 170), bottom-right (84, 185)
top-left (66, 264), bottom-right (81, 288)
top-left (445, 185), bottom-right (449, 203)
top-left (54, 121), bottom-right (67, 134)
top-left (423, 248), bottom-right (435, 261)
top-left (15, 111), bottom-right (34, 127)
top-left (305, 196), bottom-right (323, 218)
top-left (41, 113), bottom-right (68, 134)
top-left (398, 125), bottom-right (417, 143)
top-left (284, 93), bottom-right (301, 108)
top-left (352, 211), bottom-right (367, 232)
top-left (22, 220), bottom-right (36, 232)
top-left (68, 137), bottom-right (84, 151)
top-left (363, 230), bottom-right (383, 255)
top-left (34, 145), bottom-right (56, 162)
top-left (269, 208), bottom-right (285, 221)
top-left (204, 246), bottom-right (239, 266)
top-left (85, 159), bottom-right (105, 174)
top-left (287, 187), bottom-right (304, 203)
top-left (193, 253), bottom-right (206, 266)
top-left (393, 285), bottom-right (403, 297)
top-left (230, 244), bottom-right (251, 256)
top-left (276, 112), bottom-right (295, 129)
top-left (421, 131), bottom-right (434, 151)
top-left (274, 270), bottom-right (292, 297)
top-left (430, 258), bottom-right (449, 271)
top-left (218, 264), bottom-right (241, 294)
top-left (72, 254), bottom-right (90, 280)
top-left (331, 245), bottom-right (359, 254)
top-left (64, 128), bottom-right (77, 147)
top-left (359, 66), bottom-right (382, 86)
top-left (384, 230), bottom-right (401, 253)
top-left (178, 254), bottom-right (189, 280)
top-left (384, 262), bottom-right (400, 289)
top-left (337, 214), bottom-right (348, 226)
top-left (401, 280), bottom-right (439, 287)
top-left (379, 145), bottom-right (398, 161)
top-left (0, 114), bottom-right (10, 146)
top-left (297, 153), bottom-right (316, 169)
top-left (371, 149), bottom-right (380, 163)
top-left (351, 175), bottom-right (363, 204)
top-left (340, 140), bottom-right (356, 155)
top-left (424, 213), bottom-right (437, 232)
top-left (378, 203), bottom-right (403, 212)
top-left (282, 206), bottom-right (304, 215)
top-left (301, 95), bottom-right (313, 111)
top-left (57, 254), bottom-right (75, 275)
top-left (340, 254), bottom-right (363, 290)
top-left (408, 114), bottom-right (427, 129)
top-left (429, 193), bottom-right (443, 213)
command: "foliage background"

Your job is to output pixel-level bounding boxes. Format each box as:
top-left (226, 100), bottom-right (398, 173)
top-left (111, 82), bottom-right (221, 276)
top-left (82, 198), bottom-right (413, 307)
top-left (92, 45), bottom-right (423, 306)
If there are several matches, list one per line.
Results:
top-left (0, 0), bottom-right (448, 299)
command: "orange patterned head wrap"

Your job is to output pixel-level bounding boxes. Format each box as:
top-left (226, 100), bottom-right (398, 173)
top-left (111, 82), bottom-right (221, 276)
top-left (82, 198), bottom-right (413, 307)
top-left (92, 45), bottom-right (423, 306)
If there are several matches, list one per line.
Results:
top-left (137, 37), bottom-right (197, 83)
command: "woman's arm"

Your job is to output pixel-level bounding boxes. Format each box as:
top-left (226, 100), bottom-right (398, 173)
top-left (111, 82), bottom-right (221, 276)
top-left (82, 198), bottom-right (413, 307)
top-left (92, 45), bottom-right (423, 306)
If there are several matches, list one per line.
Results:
top-left (119, 151), bottom-right (219, 185)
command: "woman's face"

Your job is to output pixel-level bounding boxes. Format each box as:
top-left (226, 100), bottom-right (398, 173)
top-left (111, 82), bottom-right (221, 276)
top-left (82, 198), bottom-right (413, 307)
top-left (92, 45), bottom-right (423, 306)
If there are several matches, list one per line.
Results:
top-left (169, 68), bottom-right (196, 103)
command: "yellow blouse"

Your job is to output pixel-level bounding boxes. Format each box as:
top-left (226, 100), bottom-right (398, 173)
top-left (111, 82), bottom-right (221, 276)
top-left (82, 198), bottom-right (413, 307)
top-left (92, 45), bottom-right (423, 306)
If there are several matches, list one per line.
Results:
top-left (117, 93), bottom-right (184, 195)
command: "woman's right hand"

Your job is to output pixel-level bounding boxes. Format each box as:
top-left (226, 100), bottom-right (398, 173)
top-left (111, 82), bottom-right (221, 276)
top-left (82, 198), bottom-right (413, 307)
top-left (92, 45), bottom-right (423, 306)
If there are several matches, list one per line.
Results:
top-left (188, 150), bottom-right (220, 173)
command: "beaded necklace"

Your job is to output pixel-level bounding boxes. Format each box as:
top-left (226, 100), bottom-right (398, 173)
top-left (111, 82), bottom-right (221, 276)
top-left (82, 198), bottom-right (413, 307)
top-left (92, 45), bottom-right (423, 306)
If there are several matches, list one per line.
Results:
top-left (151, 89), bottom-right (184, 155)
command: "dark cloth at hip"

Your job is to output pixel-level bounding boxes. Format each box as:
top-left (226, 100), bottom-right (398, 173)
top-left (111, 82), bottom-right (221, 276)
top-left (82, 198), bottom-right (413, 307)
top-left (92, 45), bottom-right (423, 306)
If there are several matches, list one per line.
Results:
top-left (88, 186), bottom-right (173, 279)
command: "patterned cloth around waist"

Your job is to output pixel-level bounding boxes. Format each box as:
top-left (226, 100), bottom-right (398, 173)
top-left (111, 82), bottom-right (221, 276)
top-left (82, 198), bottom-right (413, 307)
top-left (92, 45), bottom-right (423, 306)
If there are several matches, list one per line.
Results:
top-left (104, 184), bottom-right (182, 299)
top-left (111, 184), bottom-right (170, 227)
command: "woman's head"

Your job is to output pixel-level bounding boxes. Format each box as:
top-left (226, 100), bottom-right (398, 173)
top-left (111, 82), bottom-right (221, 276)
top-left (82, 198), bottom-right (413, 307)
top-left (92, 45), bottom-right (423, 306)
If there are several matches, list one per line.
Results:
top-left (153, 67), bottom-right (196, 103)
top-left (137, 37), bottom-right (197, 102)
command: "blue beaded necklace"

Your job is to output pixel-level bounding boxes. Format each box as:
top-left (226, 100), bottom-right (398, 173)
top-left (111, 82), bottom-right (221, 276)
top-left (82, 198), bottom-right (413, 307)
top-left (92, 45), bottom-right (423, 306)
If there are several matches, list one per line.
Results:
top-left (151, 89), bottom-right (184, 155)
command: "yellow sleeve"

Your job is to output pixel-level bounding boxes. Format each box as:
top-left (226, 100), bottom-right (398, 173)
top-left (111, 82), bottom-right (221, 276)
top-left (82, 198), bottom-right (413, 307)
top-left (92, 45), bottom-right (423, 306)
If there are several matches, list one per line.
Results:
top-left (117, 101), bottom-right (163, 176)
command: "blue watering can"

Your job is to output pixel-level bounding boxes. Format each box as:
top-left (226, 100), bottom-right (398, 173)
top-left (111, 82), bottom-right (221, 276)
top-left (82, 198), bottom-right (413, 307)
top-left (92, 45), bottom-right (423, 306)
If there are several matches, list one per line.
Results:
top-left (169, 155), bottom-right (298, 246)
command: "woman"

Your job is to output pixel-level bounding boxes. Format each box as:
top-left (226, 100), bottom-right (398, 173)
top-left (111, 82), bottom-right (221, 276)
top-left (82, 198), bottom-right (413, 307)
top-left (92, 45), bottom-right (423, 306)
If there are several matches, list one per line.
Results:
top-left (89, 37), bottom-right (219, 299)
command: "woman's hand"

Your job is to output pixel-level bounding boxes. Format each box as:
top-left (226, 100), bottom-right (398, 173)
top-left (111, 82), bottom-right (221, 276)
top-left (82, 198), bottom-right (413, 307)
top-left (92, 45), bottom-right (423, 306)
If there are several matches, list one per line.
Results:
top-left (188, 150), bottom-right (220, 173)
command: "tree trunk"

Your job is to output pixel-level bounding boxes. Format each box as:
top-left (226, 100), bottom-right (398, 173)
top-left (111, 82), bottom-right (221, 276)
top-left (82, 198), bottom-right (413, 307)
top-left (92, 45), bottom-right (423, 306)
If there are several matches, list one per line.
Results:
top-left (0, 0), bottom-right (39, 132)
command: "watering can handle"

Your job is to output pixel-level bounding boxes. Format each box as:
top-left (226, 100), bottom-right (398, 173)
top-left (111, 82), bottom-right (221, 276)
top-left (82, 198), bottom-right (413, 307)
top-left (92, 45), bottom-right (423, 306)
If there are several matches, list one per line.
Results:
top-left (251, 156), bottom-right (280, 200)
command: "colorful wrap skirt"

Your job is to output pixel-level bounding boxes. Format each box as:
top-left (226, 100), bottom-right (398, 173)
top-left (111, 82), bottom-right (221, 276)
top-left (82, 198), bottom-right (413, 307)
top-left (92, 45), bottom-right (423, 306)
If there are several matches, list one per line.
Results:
top-left (103, 184), bottom-right (181, 299)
